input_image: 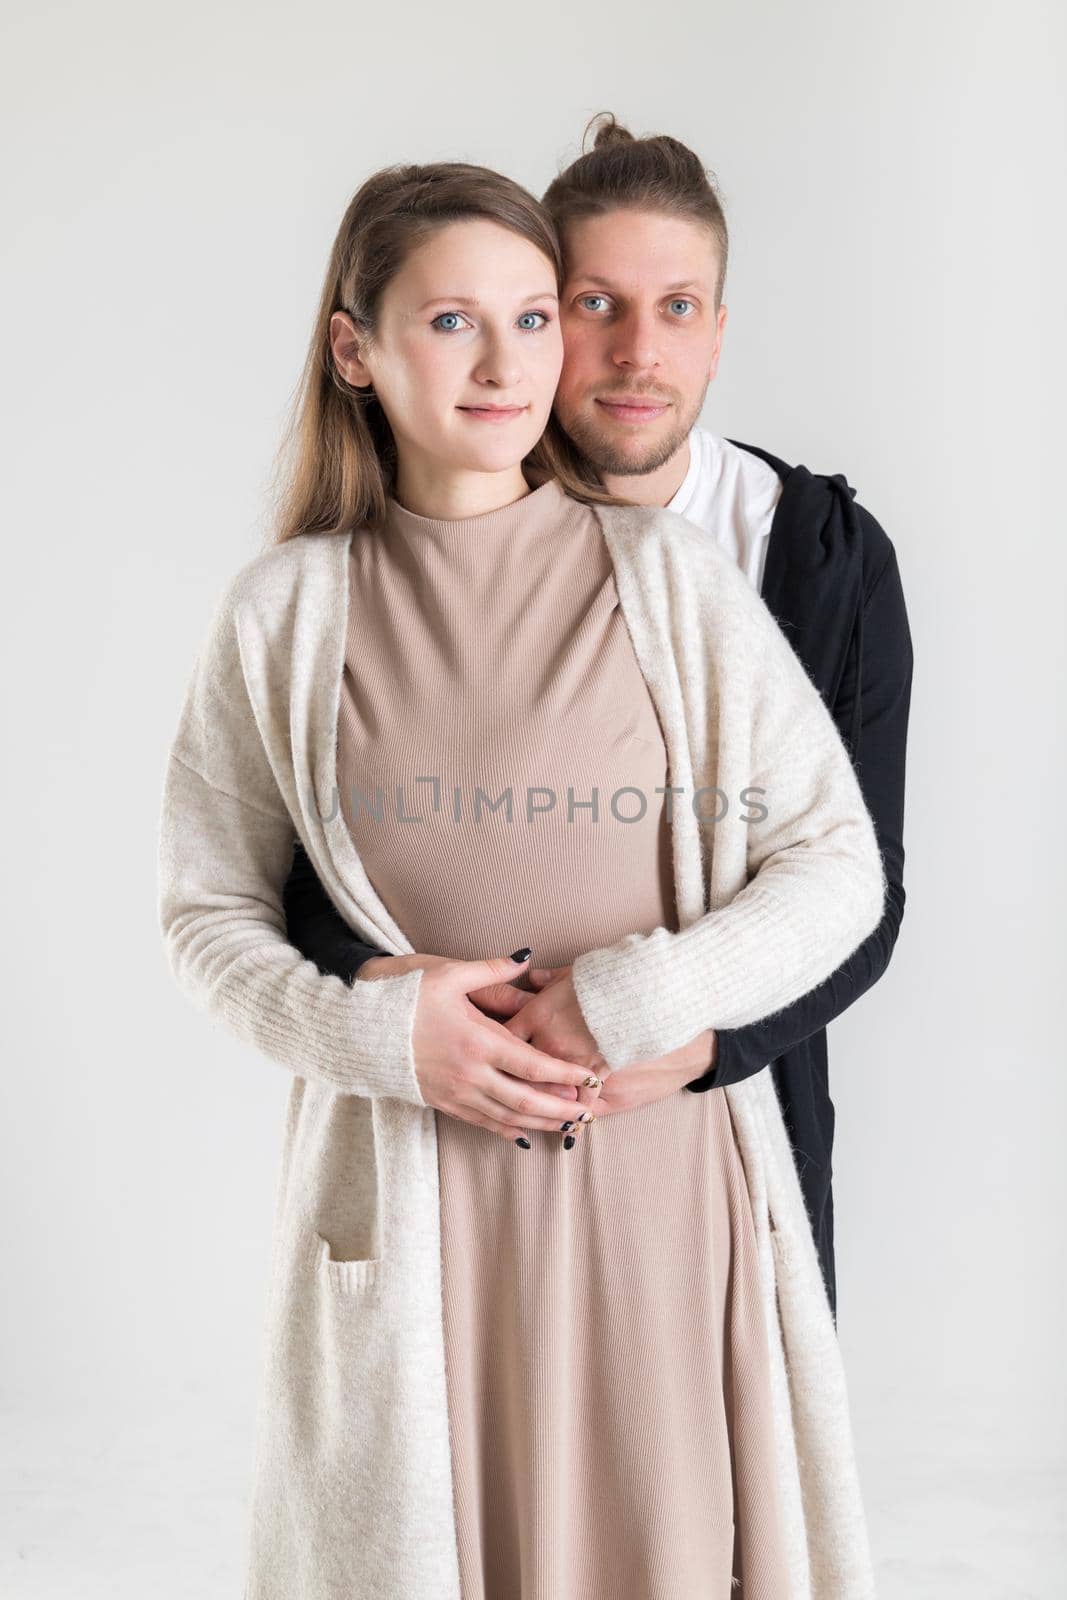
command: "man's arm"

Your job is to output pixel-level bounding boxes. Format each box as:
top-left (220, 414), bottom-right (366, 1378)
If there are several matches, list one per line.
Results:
top-left (283, 837), bottom-right (390, 984)
top-left (686, 524), bottom-right (913, 1091)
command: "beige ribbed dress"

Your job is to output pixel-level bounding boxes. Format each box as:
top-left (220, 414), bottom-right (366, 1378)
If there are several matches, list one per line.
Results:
top-left (336, 477), bottom-right (791, 1599)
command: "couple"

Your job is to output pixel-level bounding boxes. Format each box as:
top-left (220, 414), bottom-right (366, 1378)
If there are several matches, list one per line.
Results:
top-left (158, 113), bottom-right (911, 1600)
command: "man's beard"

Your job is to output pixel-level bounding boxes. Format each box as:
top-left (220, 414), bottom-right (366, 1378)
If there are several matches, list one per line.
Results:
top-left (556, 390), bottom-right (706, 479)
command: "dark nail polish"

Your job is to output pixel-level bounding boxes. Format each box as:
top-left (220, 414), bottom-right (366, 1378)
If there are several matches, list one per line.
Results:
top-left (510, 947), bottom-right (532, 963)
top-left (560, 1121), bottom-right (574, 1131)
top-left (515, 1136), bottom-right (531, 1149)
top-left (563, 1135), bottom-right (576, 1150)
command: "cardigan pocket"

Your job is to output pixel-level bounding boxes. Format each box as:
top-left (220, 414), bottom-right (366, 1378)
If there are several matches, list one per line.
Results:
top-left (299, 1092), bottom-right (387, 1296)
top-left (309, 1227), bottom-right (384, 1295)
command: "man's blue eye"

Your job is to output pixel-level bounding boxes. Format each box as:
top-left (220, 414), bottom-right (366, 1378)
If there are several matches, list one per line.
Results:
top-left (668, 299), bottom-right (695, 316)
top-left (579, 295), bottom-right (609, 312)
top-left (432, 312), bottom-right (465, 332)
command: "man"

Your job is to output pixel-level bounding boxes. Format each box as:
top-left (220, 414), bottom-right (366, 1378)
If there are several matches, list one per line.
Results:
top-left (282, 116), bottom-right (913, 1320)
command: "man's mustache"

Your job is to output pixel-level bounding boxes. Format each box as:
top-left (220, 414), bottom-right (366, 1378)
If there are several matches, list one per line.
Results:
top-left (592, 385), bottom-right (677, 405)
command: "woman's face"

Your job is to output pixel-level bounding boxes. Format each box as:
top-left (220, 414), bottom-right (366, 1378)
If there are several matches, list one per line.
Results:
top-left (333, 218), bottom-right (563, 488)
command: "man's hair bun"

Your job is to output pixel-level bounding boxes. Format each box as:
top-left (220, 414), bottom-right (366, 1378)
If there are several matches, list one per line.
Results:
top-left (587, 111), bottom-right (635, 151)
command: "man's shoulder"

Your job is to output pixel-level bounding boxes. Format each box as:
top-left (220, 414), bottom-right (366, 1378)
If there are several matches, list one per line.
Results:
top-left (725, 436), bottom-right (899, 581)
top-left (850, 499), bottom-right (898, 589)
top-left (696, 426), bottom-right (784, 490)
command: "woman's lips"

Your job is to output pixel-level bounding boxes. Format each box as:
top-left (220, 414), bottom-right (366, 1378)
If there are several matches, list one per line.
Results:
top-left (457, 405), bottom-right (527, 423)
top-left (595, 398), bottom-right (670, 423)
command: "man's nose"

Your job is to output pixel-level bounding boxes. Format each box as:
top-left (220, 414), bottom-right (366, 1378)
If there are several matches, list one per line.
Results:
top-left (610, 310), bottom-right (661, 371)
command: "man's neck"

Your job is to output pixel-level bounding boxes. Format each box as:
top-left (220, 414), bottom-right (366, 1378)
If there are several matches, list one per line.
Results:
top-left (600, 435), bottom-right (692, 508)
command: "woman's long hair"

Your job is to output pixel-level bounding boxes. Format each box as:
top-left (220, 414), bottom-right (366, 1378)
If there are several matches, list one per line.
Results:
top-left (271, 162), bottom-right (631, 546)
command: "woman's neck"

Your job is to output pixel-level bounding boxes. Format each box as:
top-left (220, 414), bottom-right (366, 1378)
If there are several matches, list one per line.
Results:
top-left (392, 457), bottom-right (532, 520)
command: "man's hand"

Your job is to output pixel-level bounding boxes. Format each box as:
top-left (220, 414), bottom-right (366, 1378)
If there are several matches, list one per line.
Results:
top-left (501, 969), bottom-right (605, 1070)
top-left (502, 965), bottom-right (718, 1140)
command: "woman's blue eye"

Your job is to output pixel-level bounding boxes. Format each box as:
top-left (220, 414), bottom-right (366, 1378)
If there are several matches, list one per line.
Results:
top-left (668, 299), bottom-right (696, 316)
top-left (431, 312), bottom-right (466, 332)
top-left (431, 310), bottom-right (551, 332)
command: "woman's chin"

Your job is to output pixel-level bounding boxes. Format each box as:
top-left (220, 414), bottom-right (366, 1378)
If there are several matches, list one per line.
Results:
top-left (452, 435), bottom-right (545, 476)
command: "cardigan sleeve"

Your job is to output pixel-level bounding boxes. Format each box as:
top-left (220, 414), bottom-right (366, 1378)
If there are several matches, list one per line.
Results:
top-left (569, 550), bottom-right (888, 1071)
top-left (687, 532), bottom-right (914, 1092)
top-left (283, 836), bottom-right (391, 984)
top-left (156, 574), bottom-right (428, 1105)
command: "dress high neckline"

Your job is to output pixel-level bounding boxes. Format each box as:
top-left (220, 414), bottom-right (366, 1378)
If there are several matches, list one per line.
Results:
top-left (382, 476), bottom-right (567, 546)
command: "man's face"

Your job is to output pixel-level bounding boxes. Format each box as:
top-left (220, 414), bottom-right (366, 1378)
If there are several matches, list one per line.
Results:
top-left (553, 208), bottom-right (727, 477)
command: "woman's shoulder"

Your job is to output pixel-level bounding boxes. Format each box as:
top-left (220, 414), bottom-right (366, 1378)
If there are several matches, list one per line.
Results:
top-left (595, 497), bottom-right (739, 566)
top-left (593, 498), bottom-right (770, 624)
top-left (218, 529), bottom-right (347, 616)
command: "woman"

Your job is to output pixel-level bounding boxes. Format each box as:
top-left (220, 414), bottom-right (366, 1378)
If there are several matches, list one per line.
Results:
top-left (157, 160), bottom-right (885, 1600)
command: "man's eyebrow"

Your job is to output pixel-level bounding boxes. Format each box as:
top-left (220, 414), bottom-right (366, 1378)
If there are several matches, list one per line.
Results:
top-left (566, 276), bottom-right (707, 294)
top-left (415, 291), bottom-right (560, 311)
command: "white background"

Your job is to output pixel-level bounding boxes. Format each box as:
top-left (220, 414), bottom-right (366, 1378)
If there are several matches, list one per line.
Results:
top-left (2, 0), bottom-right (1063, 1594)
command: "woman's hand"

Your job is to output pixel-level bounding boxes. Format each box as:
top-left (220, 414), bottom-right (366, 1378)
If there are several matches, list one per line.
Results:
top-left (363, 955), bottom-right (539, 1024)
top-left (503, 965), bottom-right (718, 1140)
top-left (355, 952), bottom-right (603, 1141)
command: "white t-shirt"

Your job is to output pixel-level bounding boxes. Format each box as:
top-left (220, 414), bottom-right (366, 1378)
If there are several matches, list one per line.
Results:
top-left (666, 425), bottom-right (783, 594)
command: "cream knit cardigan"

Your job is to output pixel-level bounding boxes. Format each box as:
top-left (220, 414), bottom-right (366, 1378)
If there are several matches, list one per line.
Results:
top-left (157, 497), bottom-right (886, 1600)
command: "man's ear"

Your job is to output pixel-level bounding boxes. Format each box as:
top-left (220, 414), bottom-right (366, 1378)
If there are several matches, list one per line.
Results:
top-left (329, 310), bottom-right (374, 387)
top-left (707, 302), bottom-right (728, 382)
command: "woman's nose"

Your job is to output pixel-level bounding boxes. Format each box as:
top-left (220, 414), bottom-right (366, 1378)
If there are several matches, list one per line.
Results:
top-left (471, 339), bottom-right (523, 389)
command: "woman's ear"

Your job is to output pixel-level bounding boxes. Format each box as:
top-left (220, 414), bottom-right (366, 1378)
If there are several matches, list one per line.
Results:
top-left (329, 310), bottom-right (374, 388)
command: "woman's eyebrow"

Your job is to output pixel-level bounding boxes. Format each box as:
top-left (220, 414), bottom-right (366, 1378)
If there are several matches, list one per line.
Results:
top-left (415, 291), bottom-right (560, 311)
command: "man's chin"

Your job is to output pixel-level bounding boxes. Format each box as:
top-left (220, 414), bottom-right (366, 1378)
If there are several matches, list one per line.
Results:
top-left (568, 421), bottom-right (690, 479)
top-left (593, 449), bottom-right (676, 478)
top-left (550, 400), bottom-right (693, 479)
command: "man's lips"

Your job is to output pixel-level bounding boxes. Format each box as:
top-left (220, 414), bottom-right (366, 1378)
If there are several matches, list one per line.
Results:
top-left (595, 397), bottom-right (672, 423)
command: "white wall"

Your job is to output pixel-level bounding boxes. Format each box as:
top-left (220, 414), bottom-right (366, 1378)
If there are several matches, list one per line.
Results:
top-left (2, 0), bottom-right (1062, 1592)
